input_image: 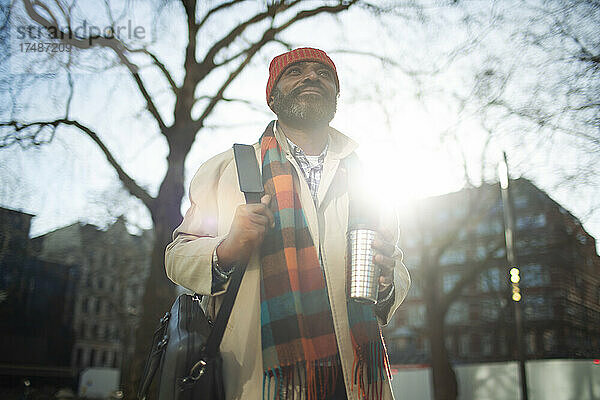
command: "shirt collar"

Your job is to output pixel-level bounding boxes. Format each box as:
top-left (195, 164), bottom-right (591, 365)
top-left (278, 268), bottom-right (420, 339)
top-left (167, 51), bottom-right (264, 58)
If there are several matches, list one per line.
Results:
top-left (286, 136), bottom-right (328, 163)
top-left (273, 120), bottom-right (357, 160)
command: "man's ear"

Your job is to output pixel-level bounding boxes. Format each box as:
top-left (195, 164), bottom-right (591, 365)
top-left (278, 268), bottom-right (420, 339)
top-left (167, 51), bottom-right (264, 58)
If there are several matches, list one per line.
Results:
top-left (268, 95), bottom-right (274, 109)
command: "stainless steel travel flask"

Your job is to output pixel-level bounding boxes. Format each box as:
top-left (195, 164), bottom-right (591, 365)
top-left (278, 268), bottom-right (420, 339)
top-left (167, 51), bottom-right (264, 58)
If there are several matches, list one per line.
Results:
top-left (346, 164), bottom-right (380, 304)
top-left (347, 227), bottom-right (380, 304)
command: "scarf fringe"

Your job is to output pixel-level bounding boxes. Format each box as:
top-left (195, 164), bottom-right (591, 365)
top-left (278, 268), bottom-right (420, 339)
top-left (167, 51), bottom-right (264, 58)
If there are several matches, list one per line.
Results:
top-left (262, 340), bottom-right (391, 400)
top-left (351, 339), bottom-right (391, 400)
top-left (262, 355), bottom-right (340, 400)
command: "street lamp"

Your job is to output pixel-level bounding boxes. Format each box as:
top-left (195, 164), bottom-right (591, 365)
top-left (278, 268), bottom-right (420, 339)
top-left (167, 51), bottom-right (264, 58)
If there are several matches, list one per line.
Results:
top-left (498, 152), bottom-right (529, 400)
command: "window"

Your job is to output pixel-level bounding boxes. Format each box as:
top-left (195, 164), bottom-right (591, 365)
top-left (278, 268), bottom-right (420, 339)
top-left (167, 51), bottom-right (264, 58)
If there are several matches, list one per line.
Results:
top-left (493, 247), bottom-right (506, 258)
top-left (422, 338), bottom-right (430, 353)
top-left (482, 334), bottom-right (493, 356)
top-left (424, 233), bottom-right (433, 246)
top-left (437, 210), bottom-right (450, 223)
top-left (443, 273), bottom-right (461, 293)
top-left (446, 301), bottom-right (468, 324)
top-left (403, 236), bottom-right (417, 248)
top-left (471, 334), bottom-right (481, 354)
top-left (408, 305), bottom-right (426, 327)
top-left (440, 248), bottom-right (466, 266)
top-left (499, 332), bottom-right (508, 355)
top-left (90, 349), bottom-right (97, 367)
top-left (516, 237), bottom-right (547, 254)
top-left (526, 331), bottom-right (536, 354)
top-left (479, 268), bottom-right (501, 292)
top-left (524, 295), bottom-right (553, 320)
top-left (453, 205), bottom-right (468, 218)
top-left (476, 219), bottom-right (503, 235)
top-left (480, 299), bottom-right (500, 321)
top-left (521, 264), bottom-right (550, 287)
top-left (476, 222), bottom-right (488, 235)
top-left (475, 245), bottom-right (487, 261)
top-left (408, 279), bottom-right (422, 298)
top-left (82, 298), bottom-right (89, 313)
top-left (445, 335), bottom-right (455, 353)
top-left (110, 324), bottom-right (118, 340)
top-left (543, 330), bottom-right (556, 352)
top-left (516, 214), bottom-right (546, 230)
top-left (459, 334), bottom-right (470, 356)
top-left (76, 348), bottom-right (84, 367)
top-left (513, 195), bottom-right (528, 208)
top-left (403, 253), bottom-right (421, 269)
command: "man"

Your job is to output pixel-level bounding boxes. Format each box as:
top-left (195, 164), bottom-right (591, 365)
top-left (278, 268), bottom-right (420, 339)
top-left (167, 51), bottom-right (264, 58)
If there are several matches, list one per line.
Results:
top-left (165, 47), bottom-right (410, 400)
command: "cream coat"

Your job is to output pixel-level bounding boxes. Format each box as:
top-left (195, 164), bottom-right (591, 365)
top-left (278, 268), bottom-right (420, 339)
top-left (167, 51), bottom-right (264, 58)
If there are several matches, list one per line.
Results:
top-left (165, 123), bottom-right (410, 400)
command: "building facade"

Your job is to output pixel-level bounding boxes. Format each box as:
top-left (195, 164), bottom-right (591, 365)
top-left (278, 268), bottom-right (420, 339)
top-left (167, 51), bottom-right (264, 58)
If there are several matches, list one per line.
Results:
top-left (31, 217), bottom-right (153, 373)
top-left (386, 179), bottom-right (600, 365)
top-left (0, 207), bottom-right (77, 387)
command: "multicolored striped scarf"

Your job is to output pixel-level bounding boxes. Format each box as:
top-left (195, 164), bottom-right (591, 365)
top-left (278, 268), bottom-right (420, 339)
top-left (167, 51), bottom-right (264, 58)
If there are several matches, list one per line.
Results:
top-left (259, 122), bottom-right (390, 400)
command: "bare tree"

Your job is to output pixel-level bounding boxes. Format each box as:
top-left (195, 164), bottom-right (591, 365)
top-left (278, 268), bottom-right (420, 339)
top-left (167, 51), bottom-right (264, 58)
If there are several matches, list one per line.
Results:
top-left (0, 0), bottom-right (364, 394)
top-left (457, 0), bottom-right (600, 208)
top-left (394, 181), bottom-right (505, 400)
top-left (2, 0), bottom-right (596, 398)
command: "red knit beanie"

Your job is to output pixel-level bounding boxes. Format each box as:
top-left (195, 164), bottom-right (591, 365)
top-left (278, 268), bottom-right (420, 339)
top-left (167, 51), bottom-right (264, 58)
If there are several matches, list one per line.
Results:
top-left (266, 47), bottom-right (339, 107)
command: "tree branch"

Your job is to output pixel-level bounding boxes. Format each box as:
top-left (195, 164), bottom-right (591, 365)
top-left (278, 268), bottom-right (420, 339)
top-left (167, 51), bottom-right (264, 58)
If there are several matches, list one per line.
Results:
top-left (127, 47), bottom-right (178, 93)
top-left (491, 99), bottom-right (600, 147)
top-left (193, 0), bottom-right (357, 130)
top-left (23, 0), bottom-right (169, 132)
top-left (111, 48), bottom-right (169, 132)
top-left (181, 0), bottom-right (199, 85)
top-left (197, 0), bottom-right (247, 31)
top-left (194, 0), bottom-right (302, 81)
top-left (0, 119), bottom-right (155, 209)
top-left (329, 49), bottom-right (413, 75)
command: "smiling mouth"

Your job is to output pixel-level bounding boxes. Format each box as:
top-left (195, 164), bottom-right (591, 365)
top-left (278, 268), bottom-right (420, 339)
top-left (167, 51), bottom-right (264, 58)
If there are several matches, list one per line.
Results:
top-left (299, 88), bottom-right (322, 95)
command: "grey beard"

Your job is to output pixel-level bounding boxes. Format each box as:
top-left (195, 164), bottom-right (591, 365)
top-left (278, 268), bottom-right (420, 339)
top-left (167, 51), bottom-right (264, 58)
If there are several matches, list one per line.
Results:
top-left (271, 87), bottom-right (337, 129)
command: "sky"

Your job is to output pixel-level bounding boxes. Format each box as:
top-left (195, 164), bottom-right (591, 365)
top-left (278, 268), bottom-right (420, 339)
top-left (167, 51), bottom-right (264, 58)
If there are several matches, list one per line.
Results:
top-left (1, 0), bottom-right (598, 254)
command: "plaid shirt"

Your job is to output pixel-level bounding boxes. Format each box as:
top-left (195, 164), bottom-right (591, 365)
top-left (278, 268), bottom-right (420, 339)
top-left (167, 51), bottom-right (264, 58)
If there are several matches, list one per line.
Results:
top-left (286, 137), bottom-right (327, 204)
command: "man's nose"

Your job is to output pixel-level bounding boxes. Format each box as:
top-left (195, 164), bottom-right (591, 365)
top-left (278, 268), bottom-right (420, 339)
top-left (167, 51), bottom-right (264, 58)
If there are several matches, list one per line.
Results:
top-left (303, 70), bottom-right (319, 81)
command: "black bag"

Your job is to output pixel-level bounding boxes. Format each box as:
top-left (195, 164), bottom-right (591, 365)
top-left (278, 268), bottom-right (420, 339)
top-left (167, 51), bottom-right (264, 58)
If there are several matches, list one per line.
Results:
top-left (137, 293), bottom-right (223, 400)
top-left (137, 144), bottom-right (262, 400)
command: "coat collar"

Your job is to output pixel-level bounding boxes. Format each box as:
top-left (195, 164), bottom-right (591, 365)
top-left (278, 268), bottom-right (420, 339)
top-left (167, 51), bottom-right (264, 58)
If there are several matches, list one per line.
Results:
top-left (272, 120), bottom-right (358, 161)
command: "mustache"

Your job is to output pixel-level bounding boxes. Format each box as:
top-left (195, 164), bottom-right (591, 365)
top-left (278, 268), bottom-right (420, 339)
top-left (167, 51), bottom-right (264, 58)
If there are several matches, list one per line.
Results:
top-left (290, 83), bottom-right (327, 97)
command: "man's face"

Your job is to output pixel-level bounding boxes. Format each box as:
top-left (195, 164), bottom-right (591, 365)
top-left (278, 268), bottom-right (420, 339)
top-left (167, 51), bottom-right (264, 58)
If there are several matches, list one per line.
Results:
top-left (269, 61), bottom-right (338, 129)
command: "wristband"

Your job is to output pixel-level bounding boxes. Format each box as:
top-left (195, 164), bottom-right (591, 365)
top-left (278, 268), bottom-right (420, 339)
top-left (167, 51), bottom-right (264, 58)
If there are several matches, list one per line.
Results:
top-left (377, 284), bottom-right (395, 305)
top-left (212, 237), bottom-right (235, 281)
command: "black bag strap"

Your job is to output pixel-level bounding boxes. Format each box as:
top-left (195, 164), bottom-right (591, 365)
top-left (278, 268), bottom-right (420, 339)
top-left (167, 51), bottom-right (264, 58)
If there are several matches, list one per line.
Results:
top-left (136, 144), bottom-right (262, 399)
top-left (202, 143), bottom-right (263, 357)
top-left (137, 312), bottom-right (171, 399)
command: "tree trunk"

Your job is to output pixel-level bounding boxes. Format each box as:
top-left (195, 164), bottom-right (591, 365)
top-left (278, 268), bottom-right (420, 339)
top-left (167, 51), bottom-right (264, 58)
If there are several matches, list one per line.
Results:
top-left (124, 218), bottom-right (177, 398)
top-left (124, 145), bottom-right (188, 399)
top-left (428, 305), bottom-right (458, 400)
